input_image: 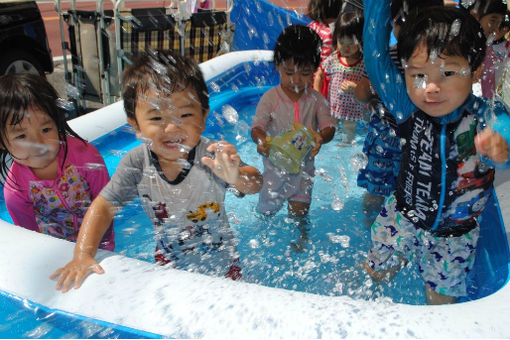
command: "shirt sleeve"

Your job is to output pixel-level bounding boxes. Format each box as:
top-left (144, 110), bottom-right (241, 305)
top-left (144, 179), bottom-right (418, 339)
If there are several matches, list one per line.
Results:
top-left (100, 146), bottom-right (144, 208)
top-left (363, 0), bottom-right (415, 122)
top-left (3, 177), bottom-right (39, 232)
top-left (490, 101), bottom-right (510, 166)
top-left (78, 141), bottom-right (111, 199)
top-left (314, 92), bottom-right (336, 131)
top-left (251, 90), bottom-right (273, 131)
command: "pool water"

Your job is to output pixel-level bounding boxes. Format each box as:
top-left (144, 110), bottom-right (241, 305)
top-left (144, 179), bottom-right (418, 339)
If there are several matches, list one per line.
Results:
top-left (0, 59), bottom-right (508, 337)
top-left (89, 100), bottom-right (428, 305)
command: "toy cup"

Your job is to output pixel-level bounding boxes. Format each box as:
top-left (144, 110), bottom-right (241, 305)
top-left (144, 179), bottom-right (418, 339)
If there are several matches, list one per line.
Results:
top-left (267, 122), bottom-right (315, 174)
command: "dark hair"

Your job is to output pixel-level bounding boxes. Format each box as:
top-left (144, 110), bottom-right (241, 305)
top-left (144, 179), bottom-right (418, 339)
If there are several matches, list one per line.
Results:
top-left (121, 50), bottom-right (209, 121)
top-left (397, 6), bottom-right (487, 72)
top-left (462, 0), bottom-right (509, 29)
top-left (391, 0), bottom-right (444, 24)
top-left (332, 11), bottom-right (364, 47)
top-left (0, 73), bottom-right (83, 181)
top-left (273, 25), bottom-right (322, 69)
top-left (307, 0), bottom-right (342, 21)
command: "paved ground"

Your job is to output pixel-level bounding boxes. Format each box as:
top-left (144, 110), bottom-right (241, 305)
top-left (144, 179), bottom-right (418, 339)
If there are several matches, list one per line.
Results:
top-left (43, 0), bottom-right (308, 114)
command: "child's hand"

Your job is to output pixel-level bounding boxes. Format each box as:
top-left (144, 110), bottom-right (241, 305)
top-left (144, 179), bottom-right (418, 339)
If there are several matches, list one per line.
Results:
top-left (475, 128), bottom-right (510, 163)
top-left (341, 80), bottom-right (357, 93)
top-left (309, 125), bottom-right (323, 159)
top-left (256, 139), bottom-right (271, 158)
top-left (202, 141), bottom-right (241, 185)
top-left (50, 252), bottom-right (104, 293)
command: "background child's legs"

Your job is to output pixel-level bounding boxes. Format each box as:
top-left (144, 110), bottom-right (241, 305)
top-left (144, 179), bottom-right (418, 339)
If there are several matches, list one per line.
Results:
top-left (288, 200), bottom-right (310, 217)
top-left (341, 119), bottom-right (356, 144)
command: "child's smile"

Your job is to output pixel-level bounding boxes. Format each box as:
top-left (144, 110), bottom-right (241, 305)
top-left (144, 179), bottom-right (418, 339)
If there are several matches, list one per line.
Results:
top-left (129, 87), bottom-right (207, 164)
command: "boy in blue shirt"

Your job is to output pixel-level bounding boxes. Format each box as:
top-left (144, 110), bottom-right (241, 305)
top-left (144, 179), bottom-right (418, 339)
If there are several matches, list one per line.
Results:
top-left (362, 0), bottom-right (510, 304)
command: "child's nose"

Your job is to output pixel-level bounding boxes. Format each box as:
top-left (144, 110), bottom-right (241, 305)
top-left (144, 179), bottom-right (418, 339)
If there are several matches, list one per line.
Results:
top-left (425, 81), bottom-right (440, 93)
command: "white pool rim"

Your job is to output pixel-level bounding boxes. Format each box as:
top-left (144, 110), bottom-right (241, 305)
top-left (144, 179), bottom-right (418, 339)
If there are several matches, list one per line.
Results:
top-left (1, 50), bottom-right (510, 338)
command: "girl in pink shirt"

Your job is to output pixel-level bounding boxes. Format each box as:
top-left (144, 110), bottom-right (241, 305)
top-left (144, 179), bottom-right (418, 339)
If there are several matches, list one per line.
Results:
top-left (0, 74), bottom-right (114, 250)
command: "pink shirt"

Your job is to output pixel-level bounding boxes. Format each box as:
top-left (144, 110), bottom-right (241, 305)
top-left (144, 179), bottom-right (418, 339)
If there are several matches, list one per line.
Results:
top-left (308, 20), bottom-right (334, 61)
top-left (481, 39), bottom-right (510, 98)
top-left (3, 136), bottom-right (115, 250)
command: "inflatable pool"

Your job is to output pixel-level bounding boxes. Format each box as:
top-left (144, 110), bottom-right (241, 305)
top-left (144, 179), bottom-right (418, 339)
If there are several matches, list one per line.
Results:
top-left (1, 49), bottom-right (510, 338)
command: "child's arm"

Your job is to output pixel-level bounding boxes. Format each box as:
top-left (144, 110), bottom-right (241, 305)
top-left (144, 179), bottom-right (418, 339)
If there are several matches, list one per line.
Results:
top-left (309, 126), bottom-right (335, 158)
top-left (50, 195), bottom-right (117, 292)
top-left (363, 0), bottom-right (415, 122)
top-left (251, 126), bottom-right (271, 158)
top-left (4, 184), bottom-right (39, 232)
top-left (313, 68), bottom-right (325, 93)
top-left (201, 141), bottom-right (263, 194)
top-left (355, 77), bottom-right (376, 104)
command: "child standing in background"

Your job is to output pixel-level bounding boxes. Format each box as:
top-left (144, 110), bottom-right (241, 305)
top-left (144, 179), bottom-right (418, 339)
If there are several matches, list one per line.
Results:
top-left (52, 51), bottom-right (262, 292)
top-left (307, 0), bottom-right (343, 98)
top-left (314, 11), bottom-right (367, 145)
top-left (0, 73), bottom-right (115, 250)
top-left (463, 0), bottom-right (510, 99)
top-left (251, 25), bottom-right (335, 219)
top-left (363, 1), bottom-right (510, 304)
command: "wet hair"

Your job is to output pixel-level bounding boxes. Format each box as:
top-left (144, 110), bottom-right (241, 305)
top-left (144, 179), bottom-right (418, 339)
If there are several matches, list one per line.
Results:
top-left (273, 25), bottom-right (322, 69)
top-left (397, 6), bottom-right (487, 72)
top-left (462, 0), bottom-right (509, 29)
top-left (332, 11), bottom-right (364, 48)
top-left (307, 0), bottom-right (343, 22)
top-left (391, 0), bottom-right (444, 24)
top-left (0, 73), bottom-right (83, 181)
top-left (121, 50), bottom-right (209, 121)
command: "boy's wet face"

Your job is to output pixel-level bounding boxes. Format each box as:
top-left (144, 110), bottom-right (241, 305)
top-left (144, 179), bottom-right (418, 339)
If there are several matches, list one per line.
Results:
top-left (404, 43), bottom-right (476, 118)
top-left (4, 107), bottom-right (60, 172)
top-left (276, 60), bottom-right (315, 96)
top-left (129, 86), bottom-right (207, 162)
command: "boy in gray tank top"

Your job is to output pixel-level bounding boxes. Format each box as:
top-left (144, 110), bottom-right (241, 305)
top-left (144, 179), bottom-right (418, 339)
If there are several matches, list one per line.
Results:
top-left (52, 51), bottom-right (263, 292)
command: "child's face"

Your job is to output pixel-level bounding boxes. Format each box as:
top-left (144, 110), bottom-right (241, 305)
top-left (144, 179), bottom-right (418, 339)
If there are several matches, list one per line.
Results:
top-left (276, 60), bottom-right (315, 96)
top-left (478, 12), bottom-right (507, 39)
top-left (128, 86), bottom-right (207, 163)
top-left (404, 43), bottom-right (477, 118)
top-left (337, 36), bottom-right (361, 58)
top-left (4, 107), bottom-right (60, 171)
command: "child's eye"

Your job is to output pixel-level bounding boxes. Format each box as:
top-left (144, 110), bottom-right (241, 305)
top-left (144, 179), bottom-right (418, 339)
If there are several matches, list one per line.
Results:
top-left (15, 134), bottom-right (26, 140)
top-left (181, 113), bottom-right (193, 118)
top-left (150, 116), bottom-right (162, 121)
top-left (441, 71), bottom-right (457, 77)
top-left (412, 73), bottom-right (426, 79)
top-left (42, 127), bottom-right (52, 133)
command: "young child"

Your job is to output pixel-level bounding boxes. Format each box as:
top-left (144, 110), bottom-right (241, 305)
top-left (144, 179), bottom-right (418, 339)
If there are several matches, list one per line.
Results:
top-left (251, 25), bottom-right (336, 219)
top-left (0, 73), bottom-right (115, 250)
top-left (463, 0), bottom-right (510, 99)
top-left (355, 0), bottom-right (444, 225)
top-left (307, 0), bottom-right (343, 98)
top-left (314, 11), bottom-right (367, 145)
top-left (51, 51), bottom-right (263, 292)
top-left (362, 1), bottom-right (510, 304)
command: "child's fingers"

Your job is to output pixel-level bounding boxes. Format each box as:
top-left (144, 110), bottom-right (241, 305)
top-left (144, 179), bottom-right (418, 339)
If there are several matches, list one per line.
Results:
top-left (475, 130), bottom-right (510, 163)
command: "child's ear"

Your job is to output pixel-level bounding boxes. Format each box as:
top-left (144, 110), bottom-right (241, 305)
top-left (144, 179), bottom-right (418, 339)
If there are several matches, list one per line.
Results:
top-left (127, 117), bottom-right (140, 133)
top-left (472, 65), bottom-right (483, 84)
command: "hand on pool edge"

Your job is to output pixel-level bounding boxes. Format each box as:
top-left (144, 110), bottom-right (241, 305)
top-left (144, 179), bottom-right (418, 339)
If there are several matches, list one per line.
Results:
top-left (50, 253), bottom-right (105, 293)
